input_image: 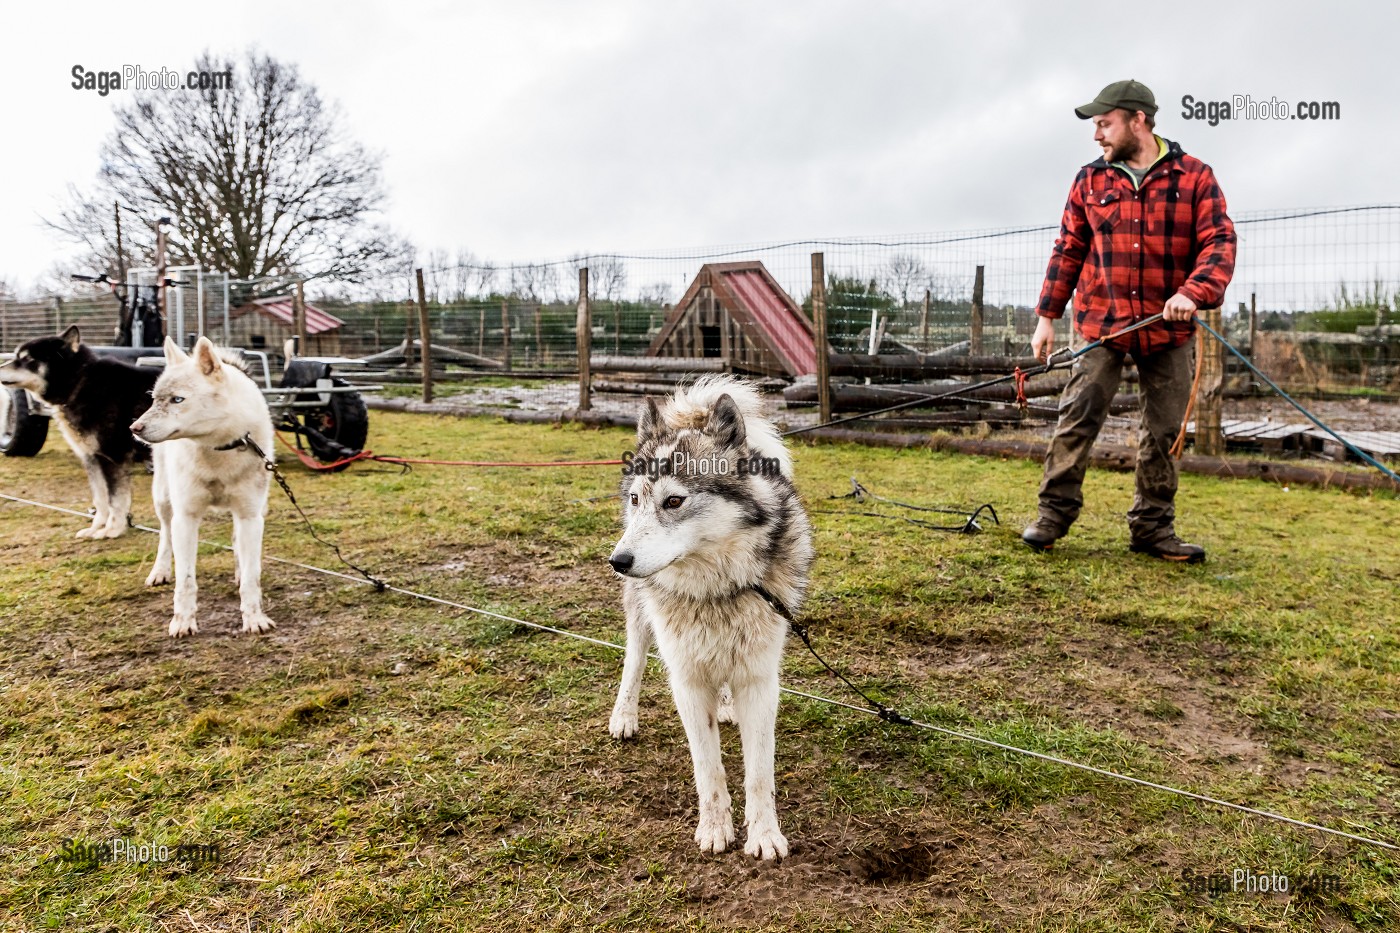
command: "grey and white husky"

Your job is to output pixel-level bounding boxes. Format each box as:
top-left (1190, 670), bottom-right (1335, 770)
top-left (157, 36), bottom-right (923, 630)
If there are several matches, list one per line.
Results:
top-left (130, 337), bottom-right (276, 638)
top-left (608, 375), bottom-right (814, 860)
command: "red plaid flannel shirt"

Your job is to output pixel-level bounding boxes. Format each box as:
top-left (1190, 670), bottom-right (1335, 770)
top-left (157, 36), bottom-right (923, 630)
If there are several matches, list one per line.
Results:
top-left (1036, 138), bottom-right (1236, 355)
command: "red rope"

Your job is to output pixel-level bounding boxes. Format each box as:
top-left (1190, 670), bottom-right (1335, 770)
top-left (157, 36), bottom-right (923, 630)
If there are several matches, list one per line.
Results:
top-left (274, 432), bottom-right (623, 472)
top-left (1012, 366), bottom-right (1029, 413)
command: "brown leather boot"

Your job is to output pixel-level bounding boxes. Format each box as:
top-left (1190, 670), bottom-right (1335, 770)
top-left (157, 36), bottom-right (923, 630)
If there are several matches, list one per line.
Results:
top-left (1130, 533), bottom-right (1206, 564)
top-left (1021, 518), bottom-right (1066, 552)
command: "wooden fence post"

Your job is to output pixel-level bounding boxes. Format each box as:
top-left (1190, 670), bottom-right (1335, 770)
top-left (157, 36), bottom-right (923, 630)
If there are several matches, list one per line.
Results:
top-left (811, 253), bottom-right (830, 424)
top-left (415, 267), bottom-right (433, 403)
top-left (534, 302), bottom-right (543, 365)
top-left (577, 267), bottom-right (591, 411)
top-left (920, 288), bottom-right (930, 351)
top-left (293, 280), bottom-right (307, 356)
top-left (1248, 292), bottom-right (1258, 361)
top-left (1196, 305), bottom-right (1225, 456)
top-left (501, 297), bottom-right (512, 372)
top-left (969, 265), bottom-right (985, 356)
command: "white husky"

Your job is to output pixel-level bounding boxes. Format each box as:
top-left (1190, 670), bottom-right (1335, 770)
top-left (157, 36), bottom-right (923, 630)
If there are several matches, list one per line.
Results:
top-left (130, 337), bottom-right (276, 638)
top-left (608, 376), bottom-right (814, 860)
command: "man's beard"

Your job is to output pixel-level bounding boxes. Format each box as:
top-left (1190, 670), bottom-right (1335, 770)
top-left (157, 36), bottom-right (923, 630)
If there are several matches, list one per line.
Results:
top-left (1106, 137), bottom-right (1144, 164)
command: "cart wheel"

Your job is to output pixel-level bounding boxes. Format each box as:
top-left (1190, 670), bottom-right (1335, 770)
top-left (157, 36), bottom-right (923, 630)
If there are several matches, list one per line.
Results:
top-left (1, 388), bottom-right (49, 457)
top-left (302, 378), bottom-right (369, 471)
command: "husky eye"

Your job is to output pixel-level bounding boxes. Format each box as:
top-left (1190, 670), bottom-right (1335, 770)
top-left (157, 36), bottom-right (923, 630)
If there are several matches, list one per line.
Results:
top-left (171, 396), bottom-right (185, 404)
top-left (629, 493), bottom-right (639, 507)
top-left (663, 495), bottom-right (686, 510)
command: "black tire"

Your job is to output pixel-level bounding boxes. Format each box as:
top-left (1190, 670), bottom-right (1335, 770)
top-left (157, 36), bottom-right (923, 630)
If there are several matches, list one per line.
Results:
top-left (0, 388), bottom-right (49, 457)
top-left (301, 378), bottom-right (369, 470)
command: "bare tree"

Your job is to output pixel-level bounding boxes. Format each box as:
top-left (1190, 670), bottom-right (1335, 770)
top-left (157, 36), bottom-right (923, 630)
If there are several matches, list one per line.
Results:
top-left (885, 253), bottom-right (927, 308)
top-left (50, 50), bottom-right (406, 285)
top-left (509, 263), bottom-right (559, 302)
top-left (589, 255), bottom-right (628, 302)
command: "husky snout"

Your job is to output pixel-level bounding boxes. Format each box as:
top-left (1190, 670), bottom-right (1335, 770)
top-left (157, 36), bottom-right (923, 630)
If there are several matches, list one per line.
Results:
top-left (608, 551), bottom-right (635, 575)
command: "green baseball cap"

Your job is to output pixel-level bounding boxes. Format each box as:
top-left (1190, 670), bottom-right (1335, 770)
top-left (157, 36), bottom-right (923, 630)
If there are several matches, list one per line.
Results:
top-left (1075, 79), bottom-right (1158, 119)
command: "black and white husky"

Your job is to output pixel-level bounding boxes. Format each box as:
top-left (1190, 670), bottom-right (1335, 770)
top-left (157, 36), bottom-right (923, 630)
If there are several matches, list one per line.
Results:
top-left (0, 326), bottom-right (157, 538)
top-left (130, 337), bottom-right (277, 637)
top-left (608, 376), bottom-right (814, 860)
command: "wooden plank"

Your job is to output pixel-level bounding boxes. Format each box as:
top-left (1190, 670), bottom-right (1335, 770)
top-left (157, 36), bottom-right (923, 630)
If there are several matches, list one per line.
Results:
top-left (1222, 420), bottom-right (1275, 438)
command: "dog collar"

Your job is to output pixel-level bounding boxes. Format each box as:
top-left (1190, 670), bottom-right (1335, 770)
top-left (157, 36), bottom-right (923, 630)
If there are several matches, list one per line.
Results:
top-left (213, 437), bottom-right (248, 451)
top-left (748, 583), bottom-right (794, 622)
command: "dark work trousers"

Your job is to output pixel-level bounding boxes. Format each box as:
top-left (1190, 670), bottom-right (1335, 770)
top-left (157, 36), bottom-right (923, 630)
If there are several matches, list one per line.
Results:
top-left (1036, 339), bottom-right (1194, 542)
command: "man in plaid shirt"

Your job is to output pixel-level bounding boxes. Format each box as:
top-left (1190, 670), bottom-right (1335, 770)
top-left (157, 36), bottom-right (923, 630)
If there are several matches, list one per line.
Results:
top-left (1023, 79), bottom-right (1236, 563)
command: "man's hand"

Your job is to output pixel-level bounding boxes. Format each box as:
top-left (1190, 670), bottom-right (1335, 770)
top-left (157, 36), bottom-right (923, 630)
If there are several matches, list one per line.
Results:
top-left (1163, 292), bottom-right (1198, 322)
top-left (1031, 316), bottom-right (1057, 363)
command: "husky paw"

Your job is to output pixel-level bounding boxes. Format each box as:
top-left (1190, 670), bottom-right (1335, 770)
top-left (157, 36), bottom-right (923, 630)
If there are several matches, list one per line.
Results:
top-left (97, 524), bottom-right (126, 539)
top-left (716, 695), bottom-right (737, 725)
top-left (145, 567), bottom-right (172, 587)
top-left (695, 812), bottom-right (735, 854)
top-left (609, 707), bottom-right (639, 739)
top-left (241, 613), bottom-right (276, 634)
top-left (168, 615), bottom-right (198, 638)
top-left (744, 820), bottom-right (788, 861)
top-left (75, 526), bottom-right (98, 539)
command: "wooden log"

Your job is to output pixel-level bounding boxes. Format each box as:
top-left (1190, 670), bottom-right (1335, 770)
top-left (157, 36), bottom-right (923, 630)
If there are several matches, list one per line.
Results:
top-left (357, 340), bottom-right (503, 368)
top-left (782, 381), bottom-right (1139, 413)
top-left (827, 352), bottom-right (1045, 378)
top-left (590, 355), bottom-right (728, 374)
top-left (794, 429), bottom-right (1396, 492)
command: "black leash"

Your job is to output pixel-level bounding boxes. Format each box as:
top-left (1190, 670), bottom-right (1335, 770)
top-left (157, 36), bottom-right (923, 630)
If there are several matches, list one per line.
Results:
top-left (749, 583), bottom-right (913, 727)
top-left (822, 477), bottom-right (999, 534)
top-left (225, 433), bottom-right (388, 591)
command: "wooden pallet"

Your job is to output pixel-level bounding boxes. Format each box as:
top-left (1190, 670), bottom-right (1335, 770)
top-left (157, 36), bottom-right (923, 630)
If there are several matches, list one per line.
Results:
top-left (1184, 419), bottom-right (1400, 462)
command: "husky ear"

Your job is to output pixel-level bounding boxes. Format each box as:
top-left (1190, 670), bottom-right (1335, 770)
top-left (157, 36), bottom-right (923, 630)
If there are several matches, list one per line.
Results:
top-left (637, 397), bottom-right (664, 443)
top-left (163, 335), bottom-right (188, 364)
top-left (194, 336), bottom-right (223, 379)
top-left (705, 394), bottom-right (746, 449)
top-left (60, 324), bottom-right (81, 351)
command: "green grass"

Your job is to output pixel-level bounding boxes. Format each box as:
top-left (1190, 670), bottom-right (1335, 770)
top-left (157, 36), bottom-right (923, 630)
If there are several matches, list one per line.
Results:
top-left (0, 410), bottom-right (1397, 931)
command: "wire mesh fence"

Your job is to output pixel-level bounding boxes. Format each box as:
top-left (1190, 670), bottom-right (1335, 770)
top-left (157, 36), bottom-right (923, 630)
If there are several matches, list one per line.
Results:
top-left (5, 205), bottom-right (1398, 417)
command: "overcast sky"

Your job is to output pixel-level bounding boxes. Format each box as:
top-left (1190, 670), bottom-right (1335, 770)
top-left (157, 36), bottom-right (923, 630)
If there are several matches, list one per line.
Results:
top-left (0, 0), bottom-right (1389, 293)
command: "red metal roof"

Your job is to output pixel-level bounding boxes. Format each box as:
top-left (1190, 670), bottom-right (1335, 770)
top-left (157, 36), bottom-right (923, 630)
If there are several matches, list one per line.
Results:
top-left (231, 296), bottom-right (344, 335)
top-left (719, 267), bottom-right (816, 376)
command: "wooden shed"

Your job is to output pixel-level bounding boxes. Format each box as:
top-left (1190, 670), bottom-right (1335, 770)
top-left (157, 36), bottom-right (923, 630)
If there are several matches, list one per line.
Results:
top-left (227, 296), bottom-right (345, 356)
top-left (646, 261), bottom-right (817, 378)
